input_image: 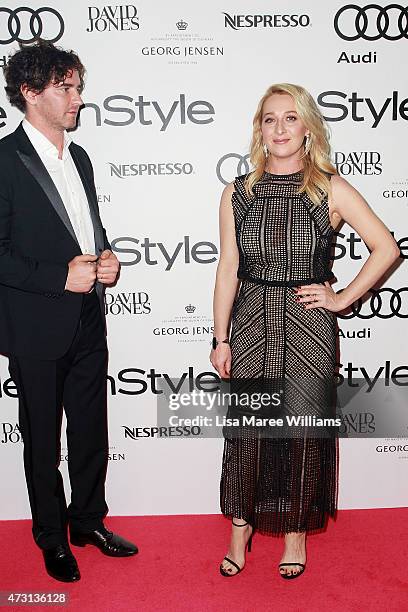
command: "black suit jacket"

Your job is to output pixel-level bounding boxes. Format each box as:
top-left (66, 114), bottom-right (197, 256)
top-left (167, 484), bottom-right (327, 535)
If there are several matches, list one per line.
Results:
top-left (0, 123), bottom-right (110, 359)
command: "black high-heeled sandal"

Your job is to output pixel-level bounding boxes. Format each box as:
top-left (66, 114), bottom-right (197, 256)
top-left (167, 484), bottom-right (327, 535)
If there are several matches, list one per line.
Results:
top-left (278, 562), bottom-right (306, 579)
top-left (219, 520), bottom-right (253, 577)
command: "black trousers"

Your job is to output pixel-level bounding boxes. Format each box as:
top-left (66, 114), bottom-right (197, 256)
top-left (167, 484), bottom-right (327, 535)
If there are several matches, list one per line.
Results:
top-left (9, 292), bottom-right (109, 550)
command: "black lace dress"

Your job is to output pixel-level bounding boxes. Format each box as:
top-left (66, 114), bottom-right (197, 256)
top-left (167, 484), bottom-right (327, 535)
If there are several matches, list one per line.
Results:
top-left (220, 171), bottom-right (338, 534)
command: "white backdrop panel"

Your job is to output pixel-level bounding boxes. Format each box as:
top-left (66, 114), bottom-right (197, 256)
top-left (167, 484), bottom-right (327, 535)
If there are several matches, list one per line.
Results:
top-left (0, 0), bottom-right (407, 518)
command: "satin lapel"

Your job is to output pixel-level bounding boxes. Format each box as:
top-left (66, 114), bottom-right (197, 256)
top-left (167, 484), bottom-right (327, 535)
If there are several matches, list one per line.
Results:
top-left (17, 148), bottom-right (79, 247)
top-left (69, 144), bottom-right (104, 255)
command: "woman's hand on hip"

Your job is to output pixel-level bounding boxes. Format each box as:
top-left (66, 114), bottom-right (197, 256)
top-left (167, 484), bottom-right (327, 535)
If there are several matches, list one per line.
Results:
top-left (295, 282), bottom-right (346, 312)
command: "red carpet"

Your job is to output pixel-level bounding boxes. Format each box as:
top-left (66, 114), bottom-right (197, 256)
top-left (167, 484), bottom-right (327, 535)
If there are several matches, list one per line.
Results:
top-left (0, 510), bottom-right (407, 611)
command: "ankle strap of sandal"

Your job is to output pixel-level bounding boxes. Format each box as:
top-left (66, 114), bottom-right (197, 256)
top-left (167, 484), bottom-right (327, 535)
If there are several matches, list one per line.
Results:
top-left (232, 520), bottom-right (250, 527)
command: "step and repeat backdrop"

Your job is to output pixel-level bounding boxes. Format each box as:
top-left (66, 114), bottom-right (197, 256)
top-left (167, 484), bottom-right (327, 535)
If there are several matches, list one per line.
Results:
top-left (0, 1), bottom-right (407, 519)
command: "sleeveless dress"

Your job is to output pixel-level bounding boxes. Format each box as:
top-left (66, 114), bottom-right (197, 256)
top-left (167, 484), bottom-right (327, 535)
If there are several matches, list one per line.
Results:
top-left (220, 171), bottom-right (338, 534)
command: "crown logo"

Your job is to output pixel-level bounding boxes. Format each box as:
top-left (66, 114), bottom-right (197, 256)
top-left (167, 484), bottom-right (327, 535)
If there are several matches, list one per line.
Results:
top-left (185, 304), bottom-right (196, 313)
top-left (176, 19), bottom-right (188, 30)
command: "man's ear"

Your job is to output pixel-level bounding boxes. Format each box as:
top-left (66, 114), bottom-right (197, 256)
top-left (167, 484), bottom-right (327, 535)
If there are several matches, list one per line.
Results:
top-left (20, 84), bottom-right (39, 107)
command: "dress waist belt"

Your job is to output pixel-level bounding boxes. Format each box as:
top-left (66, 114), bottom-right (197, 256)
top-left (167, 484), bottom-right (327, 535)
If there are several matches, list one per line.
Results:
top-left (238, 271), bottom-right (334, 287)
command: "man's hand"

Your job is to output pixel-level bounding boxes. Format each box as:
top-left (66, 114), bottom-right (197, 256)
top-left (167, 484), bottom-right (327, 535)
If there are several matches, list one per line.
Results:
top-left (96, 249), bottom-right (120, 285)
top-left (65, 254), bottom-right (98, 293)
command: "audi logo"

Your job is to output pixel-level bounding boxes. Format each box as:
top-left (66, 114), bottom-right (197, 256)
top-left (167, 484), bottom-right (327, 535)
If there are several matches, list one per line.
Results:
top-left (338, 288), bottom-right (408, 319)
top-left (216, 153), bottom-right (251, 185)
top-left (0, 7), bottom-right (64, 45)
top-left (334, 4), bottom-right (408, 41)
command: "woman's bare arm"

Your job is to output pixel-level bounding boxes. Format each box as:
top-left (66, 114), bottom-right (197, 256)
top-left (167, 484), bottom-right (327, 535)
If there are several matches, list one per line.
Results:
top-left (210, 182), bottom-right (240, 377)
top-left (297, 175), bottom-right (400, 311)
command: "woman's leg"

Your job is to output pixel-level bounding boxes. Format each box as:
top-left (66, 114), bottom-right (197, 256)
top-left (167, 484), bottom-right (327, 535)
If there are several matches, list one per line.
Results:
top-left (279, 531), bottom-right (307, 577)
top-left (220, 518), bottom-right (253, 575)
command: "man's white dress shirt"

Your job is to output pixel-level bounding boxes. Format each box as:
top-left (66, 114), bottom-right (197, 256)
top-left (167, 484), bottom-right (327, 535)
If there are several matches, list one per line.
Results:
top-left (22, 119), bottom-right (95, 255)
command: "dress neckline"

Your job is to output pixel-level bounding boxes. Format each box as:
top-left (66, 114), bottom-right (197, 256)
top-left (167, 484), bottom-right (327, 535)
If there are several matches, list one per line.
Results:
top-left (263, 169), bottom-right (304, 178)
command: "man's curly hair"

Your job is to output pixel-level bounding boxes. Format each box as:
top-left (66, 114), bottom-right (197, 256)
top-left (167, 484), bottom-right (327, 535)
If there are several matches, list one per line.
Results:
top-left (3, 39), bottom-right (85, 113)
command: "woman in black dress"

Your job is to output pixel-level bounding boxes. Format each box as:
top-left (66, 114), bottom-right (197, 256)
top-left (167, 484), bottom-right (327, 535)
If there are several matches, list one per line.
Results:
top-left (211, 83), bottom-right (399, 578)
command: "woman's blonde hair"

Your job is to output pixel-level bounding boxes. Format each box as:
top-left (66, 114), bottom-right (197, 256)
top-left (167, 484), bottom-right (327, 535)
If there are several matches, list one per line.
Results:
top-left (245, 83), bottom-right (336, 205)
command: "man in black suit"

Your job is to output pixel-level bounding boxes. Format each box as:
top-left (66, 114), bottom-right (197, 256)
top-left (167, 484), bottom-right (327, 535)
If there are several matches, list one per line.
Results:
top-left (1, 41), bottom-right (137, 582)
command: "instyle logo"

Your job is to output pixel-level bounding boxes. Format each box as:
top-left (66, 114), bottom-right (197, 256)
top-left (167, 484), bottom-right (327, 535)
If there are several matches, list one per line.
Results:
top-left (111, 236), bottom-right (218, 269)
top-left (336, 361), bottom-right (408, 391)
top-left (0, 6), bottom-right (64, 44)
top-left (334, 4), bottom-right (408, 41)
top-left (0, 376), bottom-right (18, 398)
top-left (123, 425), bottom-right (202, 438)
top-left (317, 91), bottom-right (408, 128)
top-left (87, 5), bottom-right (139, 32)
top-left (223, 13), bottom-right (310, 29)
top-left (334, 151), bottom-right (382, 175)
top-left (106, 363), bottom-right (408, 396)
top-left (337, 288), bottom-right (408, 320)
top-left (105, 291), bottom-right (151, 315)
top-left (80, 94), bottom-right (215, 131)
top-left (108, 162), bottom-right (194, 178)
top-left (332, 230), bottom-right (408, 260)
top-left (107, 366), bottom-right (219, 396)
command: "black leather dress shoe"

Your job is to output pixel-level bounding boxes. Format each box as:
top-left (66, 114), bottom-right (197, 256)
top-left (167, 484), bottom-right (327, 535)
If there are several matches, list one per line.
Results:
top-left (70, 527), bottom-right (138, 557)
top-left (42, 545), bottom-right (80, 582)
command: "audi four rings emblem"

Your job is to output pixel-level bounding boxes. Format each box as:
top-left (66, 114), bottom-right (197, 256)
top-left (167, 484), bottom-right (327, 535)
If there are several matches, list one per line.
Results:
top-left (0, 7), bottom-right (64, 45)
top-left (216, 153), bottom-right (251, 185)
top-left (334, 4), bottom-right (408, 40)
top-left (338, 288), bottom-right (408, 319)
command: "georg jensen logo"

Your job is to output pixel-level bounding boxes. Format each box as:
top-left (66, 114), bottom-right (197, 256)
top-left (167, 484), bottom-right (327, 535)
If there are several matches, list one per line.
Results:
top-left (176, 19), bottom-right (188, 30)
